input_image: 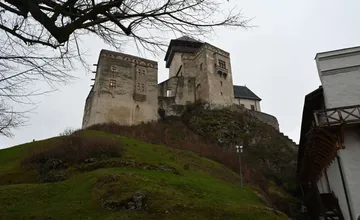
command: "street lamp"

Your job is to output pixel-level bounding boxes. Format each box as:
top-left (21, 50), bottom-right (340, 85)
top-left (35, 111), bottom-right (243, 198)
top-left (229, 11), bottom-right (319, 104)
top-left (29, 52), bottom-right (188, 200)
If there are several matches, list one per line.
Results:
top-left (236, 145), bottom-right (244, 189)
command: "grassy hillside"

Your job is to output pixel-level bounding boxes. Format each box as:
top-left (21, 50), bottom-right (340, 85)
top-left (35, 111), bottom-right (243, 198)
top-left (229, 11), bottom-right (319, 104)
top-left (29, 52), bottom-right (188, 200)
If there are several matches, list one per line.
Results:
top-left (88, 103), bottom-right (300, 218)
top-left (0, 130), bottom-right (288, 220)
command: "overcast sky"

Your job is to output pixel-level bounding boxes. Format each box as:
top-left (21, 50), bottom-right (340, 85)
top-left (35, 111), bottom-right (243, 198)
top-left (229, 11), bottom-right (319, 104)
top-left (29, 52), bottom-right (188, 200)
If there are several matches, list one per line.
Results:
top-left (1, 0), bottom-right (360, 149)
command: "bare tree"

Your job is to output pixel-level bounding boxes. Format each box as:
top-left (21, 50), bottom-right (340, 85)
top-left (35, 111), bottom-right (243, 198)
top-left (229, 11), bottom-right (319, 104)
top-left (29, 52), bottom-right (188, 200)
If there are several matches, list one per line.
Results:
top-left (0, 28), bottom-right (79, 137)
top-left (0, 0), bottom-right (250, 137)
top-left (0, 0), bottom-right (249, 51)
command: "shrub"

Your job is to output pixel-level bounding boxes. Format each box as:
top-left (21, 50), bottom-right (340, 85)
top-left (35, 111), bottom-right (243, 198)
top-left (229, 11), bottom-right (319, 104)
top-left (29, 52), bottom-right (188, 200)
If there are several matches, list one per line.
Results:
top-left (86, 106), bottom-right (298, 218)
top-left (87, 120), bottom-right (240, 177)
top-left (59, 127), bottom-right (78, 136)
top-left (23, 134), bottom-right (124, 165)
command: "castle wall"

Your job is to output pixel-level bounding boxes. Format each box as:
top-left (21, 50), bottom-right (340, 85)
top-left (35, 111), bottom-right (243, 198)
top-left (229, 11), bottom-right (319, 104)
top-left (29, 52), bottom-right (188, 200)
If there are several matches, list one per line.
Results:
top-left (82, 50), bottom-right (158, 128)
top-left (205, 47), bottom-right (234, 106)
top-left (252, 111), bottom-right (279, 131)
top-left (180, 44), bottom-right (234, 106)
top-left (192, 51), bottom-right (211, 102)
top-left (169, 53), bottom-right (183, 78)
top-left (158, 76), bottom-right (195, 116)
top-left (82, 88), bottom-right (94, 127)
top-left (233, 98), bottom-right (261, 111)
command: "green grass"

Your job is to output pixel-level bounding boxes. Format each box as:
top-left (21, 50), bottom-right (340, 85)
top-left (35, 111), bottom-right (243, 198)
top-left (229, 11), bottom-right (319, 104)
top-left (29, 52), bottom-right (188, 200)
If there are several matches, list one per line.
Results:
top-left (0, 131), bottom-right (288, 220)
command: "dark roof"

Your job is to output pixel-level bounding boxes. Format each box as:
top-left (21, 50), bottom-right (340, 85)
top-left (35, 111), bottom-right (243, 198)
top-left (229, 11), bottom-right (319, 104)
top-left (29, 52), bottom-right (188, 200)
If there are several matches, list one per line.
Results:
top-left (296, 86), bottom-right (324, 175)
top-left (233, 85), bottom-right (261, 101)
top-left (164, 36), bottom-right (204, 68)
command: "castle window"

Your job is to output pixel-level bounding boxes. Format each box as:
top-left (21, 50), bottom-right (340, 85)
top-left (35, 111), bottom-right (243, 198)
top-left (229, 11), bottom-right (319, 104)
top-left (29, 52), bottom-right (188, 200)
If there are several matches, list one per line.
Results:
top-left (110, 79), bottom-right (116, 88)
top-left (137, 68), bottom-right (147, 75)
top-left (220, 92), bottom-right (223, 96)
top-left (141, 83), bottom-right (144, 92)
top-left (218, 59), bottom-right (226, 69)
top-left (223, 72), bottom-right (227, 79)
top-left (251, 105), bottom-right (255, 110)
top-left (166, 89), bottom-right (172, 97)
top-left (220, 81), bottom-right (222, 86)
top-left (200, 63), bottom-right (203, 71)
top-left (137, 83), bottom-right (140, 91)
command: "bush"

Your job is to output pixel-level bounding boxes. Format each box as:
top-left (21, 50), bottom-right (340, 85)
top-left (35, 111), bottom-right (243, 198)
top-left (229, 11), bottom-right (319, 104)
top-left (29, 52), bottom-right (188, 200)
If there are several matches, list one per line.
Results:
top-left (59, 127), bottom-right (78, 136)
top-left (86, 105), bottom-right (299, 218)
top-left (87, 120), bottom-right (240, 177)
top-left (23, 134), bottom-right (124, 165)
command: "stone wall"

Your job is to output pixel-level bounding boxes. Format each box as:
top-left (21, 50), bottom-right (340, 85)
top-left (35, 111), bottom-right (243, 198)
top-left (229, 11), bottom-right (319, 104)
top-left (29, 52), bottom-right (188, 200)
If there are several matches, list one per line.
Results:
top-left (169, 53), bottom-right (183, 78)
top-left (82, 87), bottom-right (94, 127)
top-left (82, 50), bottom-right (158, 128)
top-left (180, 43), bottom-right (234, 106)
top-left (251, 110), bottom-right (280, 131)
top-left (158, 76), bottom-right (195, 116)
top-left (205, 45), bottom-right (234, 106)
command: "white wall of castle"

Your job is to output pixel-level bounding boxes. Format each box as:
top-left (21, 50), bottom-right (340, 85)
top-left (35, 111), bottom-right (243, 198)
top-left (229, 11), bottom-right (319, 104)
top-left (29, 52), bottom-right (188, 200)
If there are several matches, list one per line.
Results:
top-left (233, 98), bottom-right (261, 111)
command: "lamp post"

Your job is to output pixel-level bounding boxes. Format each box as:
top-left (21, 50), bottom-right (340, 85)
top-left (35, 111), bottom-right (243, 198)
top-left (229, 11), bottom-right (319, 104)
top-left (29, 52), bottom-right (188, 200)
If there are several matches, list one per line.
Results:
top-left (236, 145), bottom-right (244, 189)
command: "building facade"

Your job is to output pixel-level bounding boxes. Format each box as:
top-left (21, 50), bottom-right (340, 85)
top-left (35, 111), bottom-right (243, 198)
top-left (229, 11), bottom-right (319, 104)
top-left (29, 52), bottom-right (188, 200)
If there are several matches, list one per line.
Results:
top-left (297, 46), bottom-right (360, 220)
top-left (233, 85), bottom-right (261, 111)
top-left (82, 50), bottom-right (159, 128)
top-left (82, 36), bottom-right (274, 129)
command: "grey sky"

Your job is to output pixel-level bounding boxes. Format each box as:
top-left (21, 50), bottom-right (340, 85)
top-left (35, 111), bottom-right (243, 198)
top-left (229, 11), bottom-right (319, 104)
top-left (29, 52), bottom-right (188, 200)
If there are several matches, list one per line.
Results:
top-left (1, 0), bottom-right (360, 149)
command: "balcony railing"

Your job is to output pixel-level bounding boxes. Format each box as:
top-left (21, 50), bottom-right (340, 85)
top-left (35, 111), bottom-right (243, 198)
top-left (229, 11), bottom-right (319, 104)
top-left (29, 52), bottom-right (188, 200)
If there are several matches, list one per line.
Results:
top-left (314, 104), bottom-right (360, 127)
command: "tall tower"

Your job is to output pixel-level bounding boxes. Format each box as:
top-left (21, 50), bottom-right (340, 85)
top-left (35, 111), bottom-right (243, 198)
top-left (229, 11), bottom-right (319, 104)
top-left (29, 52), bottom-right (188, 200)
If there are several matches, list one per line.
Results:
top-left (82, 50), bottom-right (158, 128)
top-left (164, 36), bottom-right (234, 106)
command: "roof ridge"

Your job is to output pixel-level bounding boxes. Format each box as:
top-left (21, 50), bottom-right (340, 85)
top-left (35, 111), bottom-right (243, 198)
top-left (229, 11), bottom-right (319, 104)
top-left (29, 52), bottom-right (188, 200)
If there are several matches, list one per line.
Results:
top-left (233, 85), bottom-right (261, 101)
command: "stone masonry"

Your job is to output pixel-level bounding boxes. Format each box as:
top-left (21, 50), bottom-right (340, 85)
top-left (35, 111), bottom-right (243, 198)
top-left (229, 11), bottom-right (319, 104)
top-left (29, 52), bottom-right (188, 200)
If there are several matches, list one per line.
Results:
top-left (82, 49), bottom-right (158, 128)
top-left (82, 36), bottom-right (279, 131)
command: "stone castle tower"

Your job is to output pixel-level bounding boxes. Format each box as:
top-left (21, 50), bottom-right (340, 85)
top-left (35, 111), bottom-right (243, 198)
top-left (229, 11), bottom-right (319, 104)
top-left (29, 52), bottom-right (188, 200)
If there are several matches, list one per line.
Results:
top-left (82, 50), bottom-right (158, 128)
top-left (82, 36), bottom-right (236, 128)
top-left (164, 36), bottom-right (234, 106)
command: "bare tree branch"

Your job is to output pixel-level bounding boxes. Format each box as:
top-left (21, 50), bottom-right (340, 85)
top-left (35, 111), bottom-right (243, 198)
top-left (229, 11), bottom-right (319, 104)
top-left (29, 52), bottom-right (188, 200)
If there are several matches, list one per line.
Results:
top-left (0, 0), bottom-right (251, 137)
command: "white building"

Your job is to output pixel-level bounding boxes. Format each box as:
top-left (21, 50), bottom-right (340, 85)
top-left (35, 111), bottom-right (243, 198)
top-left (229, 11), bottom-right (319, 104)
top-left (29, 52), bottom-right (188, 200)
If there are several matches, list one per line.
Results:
top-left (233, 85), bottom-right (261, 111)
top-left (297, 46), bottom-right (360, 220)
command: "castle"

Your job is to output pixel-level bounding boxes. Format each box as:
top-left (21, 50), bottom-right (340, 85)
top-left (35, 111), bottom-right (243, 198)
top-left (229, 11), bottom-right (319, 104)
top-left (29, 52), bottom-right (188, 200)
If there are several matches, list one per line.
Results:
top-left (82, 36), bottom-right (274, 129)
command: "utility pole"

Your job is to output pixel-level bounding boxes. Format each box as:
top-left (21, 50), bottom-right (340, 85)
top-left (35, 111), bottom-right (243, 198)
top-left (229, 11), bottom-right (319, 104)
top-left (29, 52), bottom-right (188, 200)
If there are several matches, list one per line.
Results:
top-left (236, 145), bottom-right (244, 188)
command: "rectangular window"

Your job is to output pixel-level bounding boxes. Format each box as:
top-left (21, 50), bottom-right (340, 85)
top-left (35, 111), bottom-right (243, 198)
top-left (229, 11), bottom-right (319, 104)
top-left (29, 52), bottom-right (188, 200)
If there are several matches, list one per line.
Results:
top-left (220, 81), bottom-right (222, 86)
top-left (135, 67), bottom-right (147, 95)
top-left (166, 89), bottom-right (172, 97)
top-left (110, 79), bottom-right (116, 88)
top-left (251, 105), bottom-right (255, 110)
top-left (200, 63), bottom-right (203, 71)
top-left (218, 59), bottom-right (226, 69)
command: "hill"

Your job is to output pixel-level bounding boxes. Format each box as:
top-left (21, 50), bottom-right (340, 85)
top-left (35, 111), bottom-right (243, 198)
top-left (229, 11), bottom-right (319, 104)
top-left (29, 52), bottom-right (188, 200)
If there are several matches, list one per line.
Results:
top-left (88, 103), bottom-right (300, 218)
top-left (0, 129), bottom-right (288, 220)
